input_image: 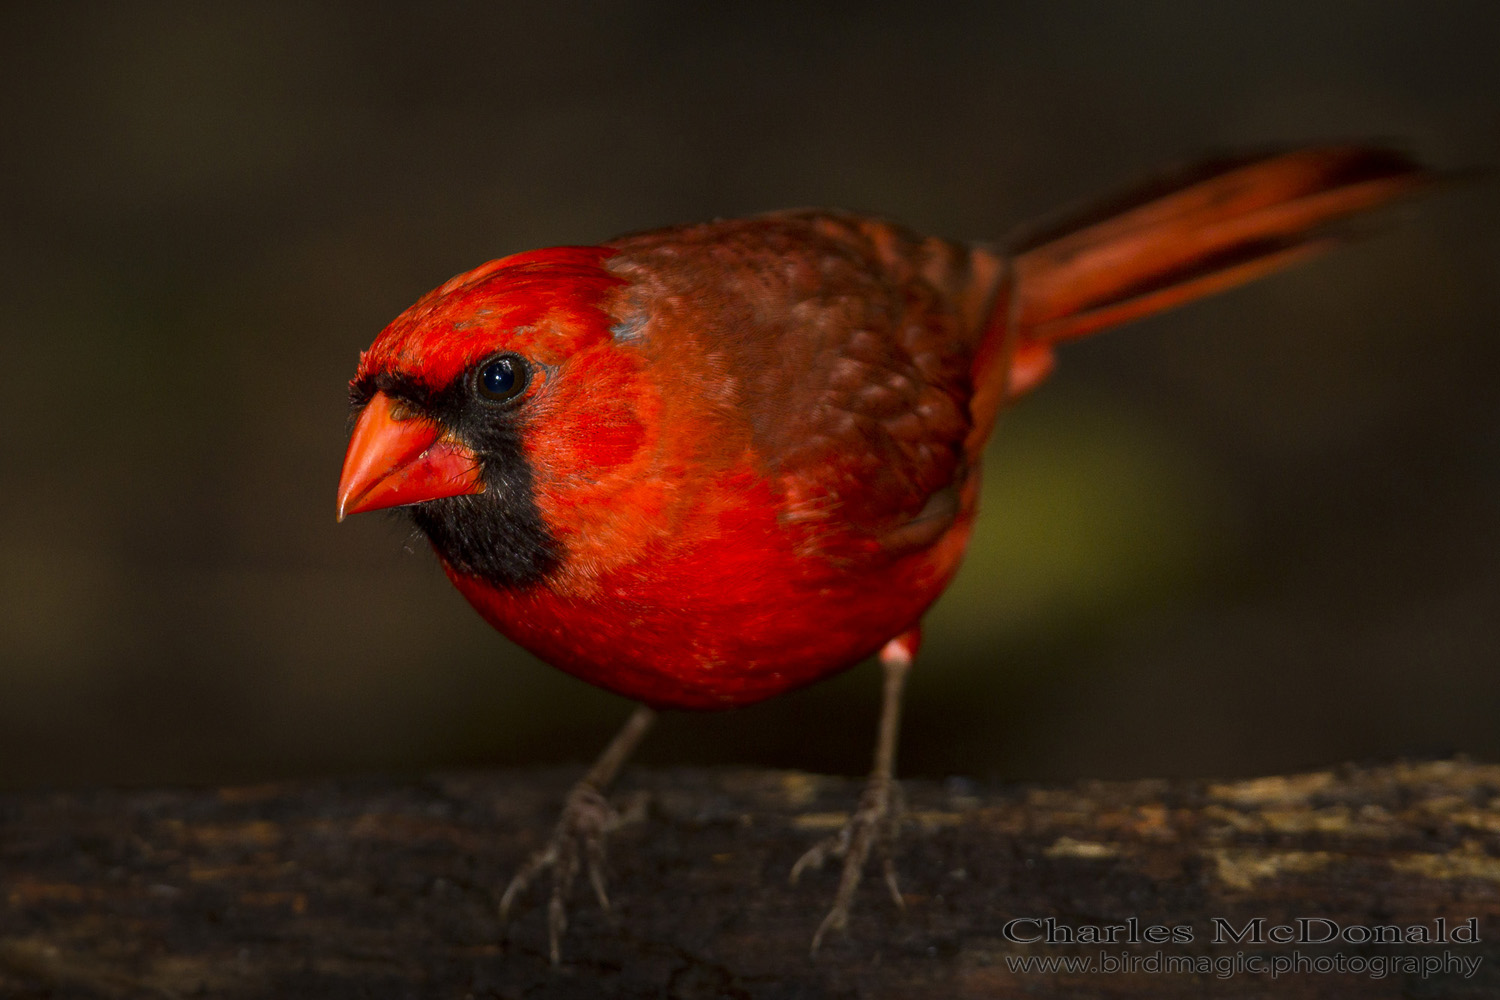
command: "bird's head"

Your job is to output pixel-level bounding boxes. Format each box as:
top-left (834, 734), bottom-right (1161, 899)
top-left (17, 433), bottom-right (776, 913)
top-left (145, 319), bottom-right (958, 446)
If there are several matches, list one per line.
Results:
top-left (336, 246), bottom-right (655, 588)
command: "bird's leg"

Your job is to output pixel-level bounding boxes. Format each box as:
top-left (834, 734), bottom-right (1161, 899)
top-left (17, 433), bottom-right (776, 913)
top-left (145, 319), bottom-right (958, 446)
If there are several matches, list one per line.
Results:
top-left (791, 628), bottom-right (916, 953)
top-left (499, 703), bottom-right (656, 964)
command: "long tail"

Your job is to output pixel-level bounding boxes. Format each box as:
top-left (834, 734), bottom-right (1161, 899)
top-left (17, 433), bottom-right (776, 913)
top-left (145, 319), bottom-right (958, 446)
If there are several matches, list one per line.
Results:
top-left (969, 146), bottom-right (1428, 435)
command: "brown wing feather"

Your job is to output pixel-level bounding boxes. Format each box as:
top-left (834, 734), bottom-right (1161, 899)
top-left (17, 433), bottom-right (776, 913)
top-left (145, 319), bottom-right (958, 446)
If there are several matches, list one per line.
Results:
top-left (607, 213), bottom-right (1005, 556)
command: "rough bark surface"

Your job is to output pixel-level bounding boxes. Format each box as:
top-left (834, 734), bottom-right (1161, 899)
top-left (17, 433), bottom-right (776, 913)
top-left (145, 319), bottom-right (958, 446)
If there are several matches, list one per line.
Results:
top-left (3, 760), bottom-right (1499, 998)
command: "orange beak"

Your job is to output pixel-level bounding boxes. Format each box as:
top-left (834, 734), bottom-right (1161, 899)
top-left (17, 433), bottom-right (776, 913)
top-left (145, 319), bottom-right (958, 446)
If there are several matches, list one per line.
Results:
top-left (336, 391), bottom-right (485, 521)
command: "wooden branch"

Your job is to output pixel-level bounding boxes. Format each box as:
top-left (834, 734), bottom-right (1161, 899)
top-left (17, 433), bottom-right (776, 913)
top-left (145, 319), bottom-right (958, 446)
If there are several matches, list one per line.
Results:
top-left (3, 760), bottom-right (1499, 998)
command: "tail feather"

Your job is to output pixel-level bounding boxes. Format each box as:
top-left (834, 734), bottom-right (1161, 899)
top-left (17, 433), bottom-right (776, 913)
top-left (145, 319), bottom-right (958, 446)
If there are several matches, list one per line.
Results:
top-left (1000, 146), bottom-right (1429, 398)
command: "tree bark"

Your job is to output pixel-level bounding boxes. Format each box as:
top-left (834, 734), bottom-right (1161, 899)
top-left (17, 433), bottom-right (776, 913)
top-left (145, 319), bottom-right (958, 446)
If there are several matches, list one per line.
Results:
top-left (2, 760), bottom-right (1498, 998)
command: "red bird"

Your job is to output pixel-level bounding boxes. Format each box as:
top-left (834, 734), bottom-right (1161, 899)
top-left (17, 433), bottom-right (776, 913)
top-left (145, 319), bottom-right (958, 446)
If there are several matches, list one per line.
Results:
top-left (337, 147), bottom-right (1425, 960)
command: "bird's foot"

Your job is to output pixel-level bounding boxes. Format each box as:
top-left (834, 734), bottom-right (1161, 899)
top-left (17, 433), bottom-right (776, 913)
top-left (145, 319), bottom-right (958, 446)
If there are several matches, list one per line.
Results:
top-left (790, 774), bottom-right (906, 953)
top-left (499, 781), bottom-right (645, 964)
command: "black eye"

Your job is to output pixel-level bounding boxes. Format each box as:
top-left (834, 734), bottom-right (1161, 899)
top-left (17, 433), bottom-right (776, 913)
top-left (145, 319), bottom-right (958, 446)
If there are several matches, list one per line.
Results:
top-left (475, 355), bottom-right (529, 403)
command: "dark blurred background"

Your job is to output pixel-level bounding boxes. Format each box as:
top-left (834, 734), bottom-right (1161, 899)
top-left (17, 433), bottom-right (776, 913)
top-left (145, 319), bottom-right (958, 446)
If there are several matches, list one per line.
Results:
top-left (0, 2), bottom-right (1495, 792)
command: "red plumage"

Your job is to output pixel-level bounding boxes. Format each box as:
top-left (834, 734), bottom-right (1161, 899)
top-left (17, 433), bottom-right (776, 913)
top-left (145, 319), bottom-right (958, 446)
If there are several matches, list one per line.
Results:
top-left (355, 213), bottom-right (1004, 707)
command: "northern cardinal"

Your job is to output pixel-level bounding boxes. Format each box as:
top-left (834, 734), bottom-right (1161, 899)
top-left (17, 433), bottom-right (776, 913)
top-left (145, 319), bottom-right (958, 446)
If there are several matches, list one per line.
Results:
top-left (337, 147), bottom-right (1425, 960)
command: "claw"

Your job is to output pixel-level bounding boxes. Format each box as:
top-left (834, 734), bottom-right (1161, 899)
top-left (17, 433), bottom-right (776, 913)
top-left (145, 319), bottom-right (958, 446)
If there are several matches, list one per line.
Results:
top-left (796, 775), bottom-right (907, 954)
top-left (497, 848), bottom-right (544, 923)
top-left (789, 825), bottom-right (848, 884)
top-left (880, 851), bottom-right (904, 910)
top-left (497, 705), bottom-right (657, 964)
top-left (810, 903), bottom-right (847, 954)
top-left (499, 783), bottom-right (626, 963)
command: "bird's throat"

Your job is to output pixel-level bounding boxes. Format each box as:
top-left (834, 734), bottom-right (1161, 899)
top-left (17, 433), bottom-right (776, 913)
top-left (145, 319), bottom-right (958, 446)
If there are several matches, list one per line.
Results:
top-left (408, 436), bottom-right (561, 589)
